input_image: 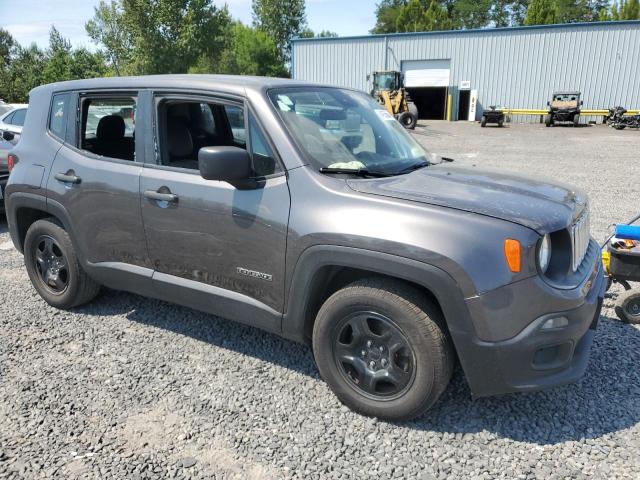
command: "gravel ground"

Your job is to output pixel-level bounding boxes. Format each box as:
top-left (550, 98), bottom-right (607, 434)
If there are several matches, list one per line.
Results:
top-left (1, 121), bottom-right (639, 479)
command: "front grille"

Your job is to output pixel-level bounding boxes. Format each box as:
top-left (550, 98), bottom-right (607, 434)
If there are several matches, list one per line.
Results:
top-left (571, 208), bottom-right (590, 272)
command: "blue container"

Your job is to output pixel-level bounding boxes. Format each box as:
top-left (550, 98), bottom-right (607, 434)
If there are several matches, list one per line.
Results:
top-left (615, 224), bottom-right (640, 241)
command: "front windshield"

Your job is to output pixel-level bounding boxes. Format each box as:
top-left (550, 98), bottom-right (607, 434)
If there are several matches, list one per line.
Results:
top-left (269, 87), bottom-right (429, 174)
top-left (374, 73), bottom-right (397, 91)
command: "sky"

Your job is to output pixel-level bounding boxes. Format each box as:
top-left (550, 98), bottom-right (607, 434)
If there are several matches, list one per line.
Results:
top-left (0, 0), bottom-right (377, 50)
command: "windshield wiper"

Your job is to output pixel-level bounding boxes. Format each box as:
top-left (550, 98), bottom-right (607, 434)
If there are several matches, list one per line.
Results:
top-left (319, 167), bottom-right (392, 178)
top-left (394, 161), bottom-right (431, 175)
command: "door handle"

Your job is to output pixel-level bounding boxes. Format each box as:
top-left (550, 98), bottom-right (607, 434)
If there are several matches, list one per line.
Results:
top-left (144, 189), bottom-right (178, 203)
top-left (54, 172), bottom-right (81, 184)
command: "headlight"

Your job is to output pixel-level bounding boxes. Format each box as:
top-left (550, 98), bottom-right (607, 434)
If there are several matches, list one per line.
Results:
top-left (538, 234), bottom-right (551, 273)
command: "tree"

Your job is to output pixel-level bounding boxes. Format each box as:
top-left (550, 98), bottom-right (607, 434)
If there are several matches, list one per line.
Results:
top-left (554, 0), bottom-right (591, 23)
top-left (452, 0), bottom-right (492, 29)
top-left (252, 0), bottom-right (307, 64)
top-left (395, 0), bottom-right (452, 32)
top-left (619, 0), bottom-right (640, 19)
top-left (316, 30), bottom-right (339, 38)
top-left (42, 27), bottom-right (72, 85)
top-left (423, 0), bottom-right (454, 29)
top-left (68, 48), bottom-right (108, 80)
top-left (299, 28), bottom-right (339, 38)
top-left (86, 0), bottom-right (232, 75)
top-left (524, 0), bottom-right (558, 24)
top-left (0, 44), bottom-right (47, 103)
top-left (0, 27), bottom-right (108, 102)
top-left (491, 0), bottom-right (529, 27)
top-left (0, 28), bottom-right (15, 66)
top-left (395, 0), bottom-right (428, 32)
top-left (40, 27), bottom-right (107, 85)
top-left (86, 0), bottom-right (131, 75)
top-left (207, 22), bottom-right (287, 77)
top-left (371, 0), bottom-right (407, 33)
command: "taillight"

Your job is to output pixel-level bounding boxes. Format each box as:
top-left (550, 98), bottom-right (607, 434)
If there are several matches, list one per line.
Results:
top-left (7, 153), bottom-right (17, 172)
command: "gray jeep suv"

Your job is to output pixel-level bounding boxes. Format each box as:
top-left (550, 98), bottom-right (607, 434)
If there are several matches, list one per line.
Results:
top-left (5, 75), bottom-right (605, 420)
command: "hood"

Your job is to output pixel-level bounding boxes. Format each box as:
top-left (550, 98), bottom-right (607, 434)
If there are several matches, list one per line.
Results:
top-left (347, 165), bottom-right (587, 234)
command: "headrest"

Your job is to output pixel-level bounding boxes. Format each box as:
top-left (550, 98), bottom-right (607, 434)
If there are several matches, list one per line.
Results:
top-left (167, 103), bottom-right (191, 119)
top-left (167, 120), bottom-right (193, 158)
top-left (97, 115), bottom-right (125, 141)
top-left (319, 109), bottom-right (346, 121)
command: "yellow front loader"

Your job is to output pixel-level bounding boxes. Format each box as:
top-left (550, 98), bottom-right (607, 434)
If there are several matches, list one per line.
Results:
top-left (370, 71), bottom-right (419, 129)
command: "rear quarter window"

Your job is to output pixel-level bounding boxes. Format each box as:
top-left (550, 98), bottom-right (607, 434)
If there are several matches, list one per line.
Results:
top-left (49, 93), bottom-right (72, 140)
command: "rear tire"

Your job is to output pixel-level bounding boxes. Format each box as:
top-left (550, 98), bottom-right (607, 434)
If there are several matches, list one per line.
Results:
top-left (398, 111), bottom-right (417, 130)
top-left (312, 278), bottom-right (454, 421)
top-left (408, 102), bottom-right (419, 119)
top-left (613, 124), bottom-right (626, 130)
top-left (480, 116), bottom-right (487, 127)
top-left (615, 289), bottom-right (640, 324)
top-left (24, 219), bottom-right (100, 309)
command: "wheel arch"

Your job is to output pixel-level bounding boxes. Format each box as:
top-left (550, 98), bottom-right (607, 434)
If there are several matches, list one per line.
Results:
top-left (7, 193), bottom-right (74, 254)
top-left (282, 246), bottom-right (474, 352)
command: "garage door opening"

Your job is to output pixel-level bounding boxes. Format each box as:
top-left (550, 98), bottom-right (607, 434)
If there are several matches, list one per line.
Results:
top-left (458, 90), bottom-right (470, 121)
top-left (406, 87), bottom-right (448, 120)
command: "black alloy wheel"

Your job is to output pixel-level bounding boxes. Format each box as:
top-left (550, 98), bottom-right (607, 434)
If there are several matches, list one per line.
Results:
top-left (312, 278), bottom-right (454, 420)
top-left (33, 234), bottom-right (69, 294)
top-left (24, 219), bottom-right (100, 309)
top-left (332, 311), bottom-right (416, 400)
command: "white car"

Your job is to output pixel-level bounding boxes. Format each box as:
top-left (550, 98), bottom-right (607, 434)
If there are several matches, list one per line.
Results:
top-left (0, 105), bottom-right (28, 138)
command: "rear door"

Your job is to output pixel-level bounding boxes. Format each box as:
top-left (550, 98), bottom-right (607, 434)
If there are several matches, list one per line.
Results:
top-left (139, 92), bottom-right (290, 332)
top-left (46, 90), bottom-right (150, 281)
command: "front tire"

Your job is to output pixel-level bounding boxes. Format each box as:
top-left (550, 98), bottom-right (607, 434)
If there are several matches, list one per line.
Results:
top-left (398, 111), bottom-right (417, 130)
top-left (312, 278), bottom-right (454, 421)
top-left (573, 113), bottom-right (580, 127)
top-left (545, 114), bottom-right (552, 127)
top-left (24, 219), bottom-right (100, 309)
top-left (615, 289), bottom-right (640, 324)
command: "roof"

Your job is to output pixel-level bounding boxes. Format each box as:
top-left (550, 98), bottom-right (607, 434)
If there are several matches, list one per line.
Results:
top-left (552, 91), bottom-right (581, 95)
top-left (34, 74), bottom-right (317, 96)
top-left (292, 20), bottom-right (640, 43)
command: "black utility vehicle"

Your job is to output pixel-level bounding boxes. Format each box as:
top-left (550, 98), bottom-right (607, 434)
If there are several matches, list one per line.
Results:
top-left (5, 76), bottom-right (605, 420)
top-left (480, 106), bottom-right (505, 127)
top-left (545, 91), bottom-right (582, 127)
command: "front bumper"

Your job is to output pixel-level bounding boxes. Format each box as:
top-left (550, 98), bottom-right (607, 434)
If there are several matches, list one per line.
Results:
top-left (457, 240), bottom-right (606, 398)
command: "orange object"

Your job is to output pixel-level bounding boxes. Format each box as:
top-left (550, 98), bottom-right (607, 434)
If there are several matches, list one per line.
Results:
top-left (504, 239), bottom-right (521, 272)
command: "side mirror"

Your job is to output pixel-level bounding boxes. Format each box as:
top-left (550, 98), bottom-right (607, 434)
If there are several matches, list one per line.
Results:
top-left (580, 100), bottom-right (584, 106)
top-left (198, 146), bottom-right (257, 189)
top-left (2, 130), bottom-right (14, 142)
top-left (546, 101), bottom-right (550, 106)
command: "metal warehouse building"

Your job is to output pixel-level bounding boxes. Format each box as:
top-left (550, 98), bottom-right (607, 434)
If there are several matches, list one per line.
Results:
top-left (291, 21), bottom-right (640, 122)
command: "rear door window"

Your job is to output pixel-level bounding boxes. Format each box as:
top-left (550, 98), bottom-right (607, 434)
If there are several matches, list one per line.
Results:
top-left (79, 96), bottom-right (137, 161)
